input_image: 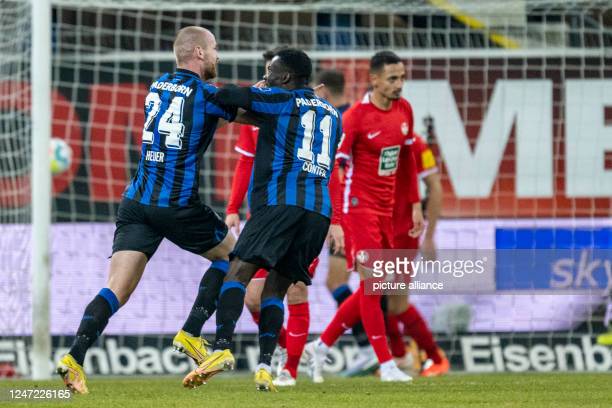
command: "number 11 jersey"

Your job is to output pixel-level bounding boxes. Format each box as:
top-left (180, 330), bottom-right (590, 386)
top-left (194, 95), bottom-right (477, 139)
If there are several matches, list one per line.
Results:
top-left (243, 87), bottom-right (342, 219)
top-left (124, 68), bottom-right (236, 207)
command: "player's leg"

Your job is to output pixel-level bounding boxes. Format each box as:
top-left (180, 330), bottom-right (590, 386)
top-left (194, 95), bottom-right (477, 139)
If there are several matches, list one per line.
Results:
top-left (67, 250), bottom-right (148, 364)
top-left (162, 203), bottom-right (235, 364)
top-left (261, 213), bottom-right (325, 391)
top-left (245, 270), bottom-right (289, 373)
top-left (245, 270), bottom-right (288, 350)
top-left (327, 250), bottom-right (372, 365)
top-left (391, 233), bottom-right (449, 376)
top-left (275, 281), bottom-right (309, 385)
top-left (183, 206), bottom-right (302, 388)
top-left (180, 230), bottom-right (235, 337)
top-left (182, 257), bottom-right (260, 388)
top-left (245, 273), bottom-right (265, 324)
top-left (255, 270), bottom-right (293, 391)
top-left (59, 199), bottom-right (162, 394)
top-left (387, 295), bottom-right (449, 376)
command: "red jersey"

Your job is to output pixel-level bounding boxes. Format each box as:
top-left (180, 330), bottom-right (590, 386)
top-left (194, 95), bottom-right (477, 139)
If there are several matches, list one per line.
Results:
top-left (334, 93), bottom-right (419, 217)
top-left (393, 133), bottom-right (438, 231)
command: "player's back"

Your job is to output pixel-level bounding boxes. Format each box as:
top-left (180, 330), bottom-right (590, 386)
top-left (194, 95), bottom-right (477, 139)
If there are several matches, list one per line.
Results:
top-left (248, 87), bottom-right (343, 219)
top-left (124, 69), bottom-right (234, 207)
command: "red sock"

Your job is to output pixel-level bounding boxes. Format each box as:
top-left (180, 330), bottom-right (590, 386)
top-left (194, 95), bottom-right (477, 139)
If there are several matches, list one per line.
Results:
top-left (397, 305), bottom-right (441, 363)
top-left (278, 326), bottom-right (287, 349)
top-left (320, 290), bottom-right (361, 346)
top-left (358, 283), bottom-right (392, 364)
top-left (283, 302), bottom-right (310, 378)
top-left (250, 310), bottom-right (260, 325)
top-left (385, 314), bottom-right (406, 358)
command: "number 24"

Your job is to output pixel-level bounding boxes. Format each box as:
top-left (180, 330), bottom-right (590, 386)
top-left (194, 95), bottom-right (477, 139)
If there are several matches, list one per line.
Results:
top-left (142, 92), bottom-right (185, 149)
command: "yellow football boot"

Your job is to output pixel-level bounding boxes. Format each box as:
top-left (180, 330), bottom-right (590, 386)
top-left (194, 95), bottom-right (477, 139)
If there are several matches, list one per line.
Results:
top-left (182, 349), bottom-right (235, 388)
top-left (173, 330), bottom-right (210, 365)
top-left (56, 354), bottom-right (89, 394)
top-left (597, 331), bottom-right (612, 346)
top-left (255, 367), bottom-right (278, 392)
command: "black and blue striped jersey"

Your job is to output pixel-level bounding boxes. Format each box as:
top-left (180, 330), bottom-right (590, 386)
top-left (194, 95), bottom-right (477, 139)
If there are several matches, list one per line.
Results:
top-left (124, 68), bottom-right (235, 207)
top-left (216, 86), bottom-right (342, 219)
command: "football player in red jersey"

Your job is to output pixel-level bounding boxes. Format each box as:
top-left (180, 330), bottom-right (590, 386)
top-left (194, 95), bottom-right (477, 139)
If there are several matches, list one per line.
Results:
top-left (386, 130), bottom-right (450, 376)
top-left (224, 46), bottom-right (316, 387)
top-left (305, 51), bottom-right (424, 383)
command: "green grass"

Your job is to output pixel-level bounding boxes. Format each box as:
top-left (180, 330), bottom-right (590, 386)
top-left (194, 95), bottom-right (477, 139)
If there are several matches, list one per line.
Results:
top-left (1, 373), bottom-right (611, 408)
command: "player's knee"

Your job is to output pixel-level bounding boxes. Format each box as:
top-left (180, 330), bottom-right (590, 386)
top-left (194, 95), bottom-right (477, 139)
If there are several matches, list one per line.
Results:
top-left (245, 283), bottom-right (263, 311)
top-left (244, 295), bottom-right (260, 312)
top-left (225, 260), bottom-right (258, 286)
top-left (287, 282), bottom-right (308, 304)
top-left (203, 232), bottom-right (235, 261)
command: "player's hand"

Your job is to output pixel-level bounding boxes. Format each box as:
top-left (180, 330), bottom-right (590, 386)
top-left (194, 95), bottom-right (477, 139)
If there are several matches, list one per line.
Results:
top-left (327, 223), bottom-right (345, 255)
top-left (409, 203), bottom-right (425, 238)
top-left (253, 80), bottom-right (266, 88)
top-left (421, 236), bottom-right (437, 260)
top-left (225, 213), bottom-right (241, 236)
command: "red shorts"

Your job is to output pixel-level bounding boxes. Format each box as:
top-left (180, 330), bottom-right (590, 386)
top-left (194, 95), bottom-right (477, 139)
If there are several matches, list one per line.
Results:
top-left (393, 231), bottom-right (419, 250)
top-left (252, 257), bottom-right (319, 280)
top-left (343, 211), bottom-right (394, 271)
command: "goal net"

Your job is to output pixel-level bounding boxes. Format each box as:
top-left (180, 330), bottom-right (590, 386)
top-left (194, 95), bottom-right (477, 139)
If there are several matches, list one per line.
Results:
top-left (1, 0), bottom-right (611, 378)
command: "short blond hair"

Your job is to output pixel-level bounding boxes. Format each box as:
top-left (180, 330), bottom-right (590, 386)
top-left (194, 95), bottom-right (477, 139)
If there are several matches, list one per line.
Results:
top-left (173, 26), bottom-right (211, 65)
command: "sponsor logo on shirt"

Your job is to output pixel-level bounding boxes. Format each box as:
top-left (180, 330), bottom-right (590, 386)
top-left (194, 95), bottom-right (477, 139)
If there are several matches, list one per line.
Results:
top-left (378, 145), bottom-right (401, 176)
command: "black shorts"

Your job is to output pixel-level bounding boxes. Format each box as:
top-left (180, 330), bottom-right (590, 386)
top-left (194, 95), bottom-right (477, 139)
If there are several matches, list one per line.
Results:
top-left (231, 205), bottom-right (330, 285)
top-left (112, 198), bottom-right (228, 259)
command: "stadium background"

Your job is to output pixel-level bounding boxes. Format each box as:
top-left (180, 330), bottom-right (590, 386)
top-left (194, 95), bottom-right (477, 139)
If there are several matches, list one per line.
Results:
top-left (1, 0), bottom-right (611, 377)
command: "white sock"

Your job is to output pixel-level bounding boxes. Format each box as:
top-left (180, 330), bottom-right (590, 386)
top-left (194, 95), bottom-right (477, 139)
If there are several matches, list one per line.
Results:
top-left (316, 338), bottom-right (330, 354)
top-left (380, 360), bottom-right (397, 372)
top-left (256, 363), bottom-right (271, 373)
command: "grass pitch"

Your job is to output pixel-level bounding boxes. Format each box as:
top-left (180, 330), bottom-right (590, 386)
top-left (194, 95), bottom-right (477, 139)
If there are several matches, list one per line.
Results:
top-left (1, 372), bottom-right (610, 408)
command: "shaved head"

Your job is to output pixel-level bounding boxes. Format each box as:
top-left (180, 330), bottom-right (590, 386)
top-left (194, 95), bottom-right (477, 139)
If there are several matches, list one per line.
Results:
top-left (173, 26), bottom-right (218, 79)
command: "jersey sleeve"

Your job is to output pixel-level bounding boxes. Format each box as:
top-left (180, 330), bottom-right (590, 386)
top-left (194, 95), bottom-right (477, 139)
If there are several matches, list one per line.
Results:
top-left (401, 98), bottom-right (416, 146)
top-left (235, 125), bottom-right (258, 158)
top-left (226, 154), bottom-right (254, 215)
top-left (202, 84), bottom-right (238, 121)
top-left (215, 85), bottom-right (292, 115)
top-left (412, 134), bottom-right (438, 177)
top-left (335, 107), bottom-right (359, 164)
top-left (402, 143), bottom-right (421, 205)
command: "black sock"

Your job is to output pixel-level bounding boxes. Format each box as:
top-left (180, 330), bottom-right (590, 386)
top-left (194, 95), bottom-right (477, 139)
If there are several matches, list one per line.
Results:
top-left (182, 260), bottom-right (229, 336)
top-left (331, 284), bottom-right (352, 306)
top-left (69, 288), bottom-right (119, 365)
top-left (258, 297), bottom-right (284, 366)
top-left (352, 323), bottom-right (370, 347)
top-left (213, 281), bottom-right (246, 351)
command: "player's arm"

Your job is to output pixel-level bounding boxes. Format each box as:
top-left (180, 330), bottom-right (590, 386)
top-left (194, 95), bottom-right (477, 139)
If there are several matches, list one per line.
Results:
top-left (225, 125), bottom-right (257, 234)
top-left (402, 106), bottom-right (424, 239)
top-left (215, 84), bottom-right (290, 115)
top-left (329, 109), bottom-right (357, 226)
top-left (326, 115), bottom-right (347, 254)
top-left (416, 139), bottom-right (442, 258)
top-left (218, 109), bottom-right (261, 128)
top-left (422, 171), bottom-right (442, 259)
